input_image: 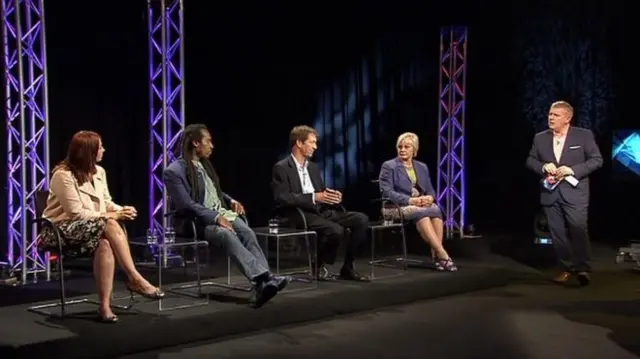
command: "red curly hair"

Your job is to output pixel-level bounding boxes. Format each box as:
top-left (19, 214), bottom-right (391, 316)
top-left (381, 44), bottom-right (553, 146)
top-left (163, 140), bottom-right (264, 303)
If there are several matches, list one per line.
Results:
top-left (53, 131), bottom-right (101, 184)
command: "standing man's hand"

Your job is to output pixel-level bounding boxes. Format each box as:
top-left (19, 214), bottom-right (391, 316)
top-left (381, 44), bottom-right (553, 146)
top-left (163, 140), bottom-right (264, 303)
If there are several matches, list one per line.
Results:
top-left (543, 163), bottom-right (558, 175)
top-left (555, 166), bottom-right (574, 178)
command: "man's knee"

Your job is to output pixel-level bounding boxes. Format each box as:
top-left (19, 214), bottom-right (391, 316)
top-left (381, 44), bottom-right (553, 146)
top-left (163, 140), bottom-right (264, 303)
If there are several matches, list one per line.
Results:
top-left (234, 219), bottom-right (258, 242)
top-left (351, 212), bottom-right (369, 230)
top-left (204, 225), bottom-right (239, 249)
top-left (323, 223), bottom-right (345, 240)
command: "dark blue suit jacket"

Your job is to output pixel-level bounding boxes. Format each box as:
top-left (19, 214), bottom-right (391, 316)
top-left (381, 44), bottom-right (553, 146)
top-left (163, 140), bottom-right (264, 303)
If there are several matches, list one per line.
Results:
top-left (163, 158), bottom-right (234, 225)
top-left (526, 126), bottom-right (603, 205)
top-left (378, 158), bottom-right (436, 206)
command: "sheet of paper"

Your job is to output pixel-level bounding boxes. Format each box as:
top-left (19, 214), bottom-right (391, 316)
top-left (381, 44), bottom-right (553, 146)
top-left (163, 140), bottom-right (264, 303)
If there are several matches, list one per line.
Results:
top-left (565, 176), bottom-right (579, 187)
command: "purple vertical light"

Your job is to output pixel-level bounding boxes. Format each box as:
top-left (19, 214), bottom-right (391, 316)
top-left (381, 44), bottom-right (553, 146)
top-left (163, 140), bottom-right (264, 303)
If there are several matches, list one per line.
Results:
top-left (148, 0), bottom-right (185, 235)
top-left (436, 27), bottom-right (467, 239)
top-left (2, 0), bottom-right (50, 283)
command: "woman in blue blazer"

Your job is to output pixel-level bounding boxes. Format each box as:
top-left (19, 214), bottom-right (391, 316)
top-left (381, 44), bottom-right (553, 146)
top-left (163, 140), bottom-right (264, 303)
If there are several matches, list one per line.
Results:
top-left (378, 132), bottom-right (457, 271)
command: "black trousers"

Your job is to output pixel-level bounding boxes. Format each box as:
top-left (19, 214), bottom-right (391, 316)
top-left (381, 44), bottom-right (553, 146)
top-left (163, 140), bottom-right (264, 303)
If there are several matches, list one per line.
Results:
top-left (543, 198), bottom-right (591, 273)
top-left (290, 209), bottom-right (369, 268)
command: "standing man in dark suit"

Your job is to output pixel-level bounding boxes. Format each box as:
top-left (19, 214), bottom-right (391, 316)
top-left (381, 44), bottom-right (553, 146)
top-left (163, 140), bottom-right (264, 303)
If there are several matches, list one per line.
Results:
top-left (271, 125), bottom-right (370, 281)
top-left (526, 101), bottom-right (603, 286)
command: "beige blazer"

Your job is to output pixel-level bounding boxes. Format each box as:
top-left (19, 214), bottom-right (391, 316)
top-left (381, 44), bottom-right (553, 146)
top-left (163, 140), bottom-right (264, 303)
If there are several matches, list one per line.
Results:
top-left (43, 165), bottom-right (123, 222)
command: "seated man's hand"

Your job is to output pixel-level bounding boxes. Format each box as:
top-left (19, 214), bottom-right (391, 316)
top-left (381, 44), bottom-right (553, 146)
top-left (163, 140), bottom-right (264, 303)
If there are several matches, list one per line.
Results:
top-left (217, 216), bottom-right (235, 232)
top-left (325, 188), bottom-right (342, 202)
top-left (315, 190), bottom-right (342, 205)
top-left (230, 200), bottom-right (245, 215)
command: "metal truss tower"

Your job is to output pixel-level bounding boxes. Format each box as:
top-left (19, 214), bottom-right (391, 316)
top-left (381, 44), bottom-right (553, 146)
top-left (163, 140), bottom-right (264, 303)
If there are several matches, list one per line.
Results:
top-left (148, 0), bottom-right (185, 235)
top-left (436, 27), bottom-right (467, 239)
top-left (2, 0), bottom-right (50, 283)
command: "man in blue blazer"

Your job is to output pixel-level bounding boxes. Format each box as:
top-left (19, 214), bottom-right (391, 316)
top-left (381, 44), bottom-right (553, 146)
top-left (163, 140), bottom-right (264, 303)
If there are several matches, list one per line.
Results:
top-left (163, 124), bottom-right (287, 308)
top-left (526, 101), bottom-right (603, 286)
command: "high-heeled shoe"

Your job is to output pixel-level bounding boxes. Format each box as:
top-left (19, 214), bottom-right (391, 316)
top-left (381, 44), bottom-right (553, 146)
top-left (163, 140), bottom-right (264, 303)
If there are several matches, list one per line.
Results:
top-left (97, 312), bottom-right (119, 323)
top-left (126, 282), bottom-right (165, 300)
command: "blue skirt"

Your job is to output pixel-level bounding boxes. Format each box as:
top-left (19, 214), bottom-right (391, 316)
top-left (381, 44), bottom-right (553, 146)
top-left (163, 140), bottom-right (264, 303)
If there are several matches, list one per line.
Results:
top-left (402, 205), bottom-right (443, 223)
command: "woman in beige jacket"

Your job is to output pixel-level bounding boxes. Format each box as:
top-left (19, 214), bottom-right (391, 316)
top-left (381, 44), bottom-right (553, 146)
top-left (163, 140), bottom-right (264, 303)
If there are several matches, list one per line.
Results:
top-left (40, 131), bottom-right (164, 322)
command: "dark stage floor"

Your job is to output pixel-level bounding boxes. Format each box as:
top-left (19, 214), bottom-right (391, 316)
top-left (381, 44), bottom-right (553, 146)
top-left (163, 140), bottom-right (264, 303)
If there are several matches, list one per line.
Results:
top-left (117, 242), bottom-right (640, 359)
top-left (119, 278), bottom-right (640, 359)
top-left (0, 253), bottom-right (510, 359)
top-left (2, 236), bottom-right (633, 359)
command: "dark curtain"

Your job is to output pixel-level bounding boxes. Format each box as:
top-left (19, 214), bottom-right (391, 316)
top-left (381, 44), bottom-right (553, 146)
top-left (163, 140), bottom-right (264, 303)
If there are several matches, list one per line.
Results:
top-left (307, 32), bottom-right (438, 215)
top-left (2, 0), bottom-right (636, 263)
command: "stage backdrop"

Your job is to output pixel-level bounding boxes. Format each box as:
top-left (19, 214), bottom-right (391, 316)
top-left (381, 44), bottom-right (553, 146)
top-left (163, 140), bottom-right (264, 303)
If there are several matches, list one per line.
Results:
top-left (1, 0), bottom-right (635, 261)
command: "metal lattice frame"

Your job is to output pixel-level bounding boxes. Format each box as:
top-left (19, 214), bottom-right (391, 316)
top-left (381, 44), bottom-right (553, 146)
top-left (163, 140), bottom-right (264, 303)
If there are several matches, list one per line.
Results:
top-left (148, 0), bottom-right (185, 234)
top-left (2, 0), bottom-right (50, 283)
top-left (436, 27), bottom-right (467, 239)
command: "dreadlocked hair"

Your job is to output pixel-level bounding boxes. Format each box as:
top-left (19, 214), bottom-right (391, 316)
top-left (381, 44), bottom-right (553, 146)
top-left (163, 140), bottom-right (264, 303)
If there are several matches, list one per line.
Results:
top-left (179, 124), bottom-right (225, 203)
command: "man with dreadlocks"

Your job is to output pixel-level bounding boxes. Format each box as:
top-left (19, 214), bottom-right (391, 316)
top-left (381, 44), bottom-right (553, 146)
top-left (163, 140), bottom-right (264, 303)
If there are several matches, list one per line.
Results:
top-left (164, 124), bottom-right (287, 308)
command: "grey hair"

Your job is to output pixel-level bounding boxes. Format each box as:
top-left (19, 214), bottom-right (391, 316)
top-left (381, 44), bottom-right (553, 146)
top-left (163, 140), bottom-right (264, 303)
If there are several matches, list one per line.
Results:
top-left (396, 132), bottom-right (420, 157)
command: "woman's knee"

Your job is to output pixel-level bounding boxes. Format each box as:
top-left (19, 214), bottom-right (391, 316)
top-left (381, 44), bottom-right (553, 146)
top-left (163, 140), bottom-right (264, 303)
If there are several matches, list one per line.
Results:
top-left (104, 218), bottom-right (122, 238)
top-left (416, 217), bottom-right (431, 228)
top-left (98, 238), bottom-right (112, 250)
top-left (430, 205), bottom-right (444, 219)
top-left (95, 239), bottom-right (115, 264)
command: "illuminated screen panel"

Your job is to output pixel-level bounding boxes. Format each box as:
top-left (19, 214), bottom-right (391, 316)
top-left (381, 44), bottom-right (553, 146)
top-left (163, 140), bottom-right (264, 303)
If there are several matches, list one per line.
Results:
top-left (612, 129), bottom-right (640, 181)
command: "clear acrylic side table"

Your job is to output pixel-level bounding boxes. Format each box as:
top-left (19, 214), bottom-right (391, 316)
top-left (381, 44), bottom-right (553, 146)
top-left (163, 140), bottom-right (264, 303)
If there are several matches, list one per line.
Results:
top-left (252, 227), bottom-right (318, 290)
top-left (129, 238), bottom-right (210, 311)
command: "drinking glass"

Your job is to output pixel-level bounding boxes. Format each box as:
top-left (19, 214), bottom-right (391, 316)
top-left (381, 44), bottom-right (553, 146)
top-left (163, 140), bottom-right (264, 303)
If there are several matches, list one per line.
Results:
top-left (164, 227), bottom-right (176, 245)
top-left (268, 218), bottom-right (279, 234)
top-left (146, 228), bottom-right (158, 245)
top-left (382, 209), bottom-right (394, 226)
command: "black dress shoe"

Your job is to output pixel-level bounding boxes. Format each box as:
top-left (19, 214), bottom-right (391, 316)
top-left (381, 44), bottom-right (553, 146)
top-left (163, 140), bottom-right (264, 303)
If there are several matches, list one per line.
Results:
top-left (339, 268), bottom-right (370, 282)
top-left (251, 280), bottom-right (279, 309)
top-left (577, 272), bottom-right (590, 286)
top-left (271, 275), bottom-right (291, 291)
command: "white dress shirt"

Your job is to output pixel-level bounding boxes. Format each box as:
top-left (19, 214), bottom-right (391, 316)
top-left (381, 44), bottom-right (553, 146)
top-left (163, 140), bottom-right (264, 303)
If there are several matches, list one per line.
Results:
top-left (553, 134), bottom-right (566, 163)
top-left (291, 155), bottom-right (316, 202)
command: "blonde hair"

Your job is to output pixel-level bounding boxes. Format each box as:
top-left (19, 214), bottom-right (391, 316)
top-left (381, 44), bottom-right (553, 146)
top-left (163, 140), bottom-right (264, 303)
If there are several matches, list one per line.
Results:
top-left (396, 132), bottom-right (420, 157)
top-left (551, 101), bottom-right (574, 117)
